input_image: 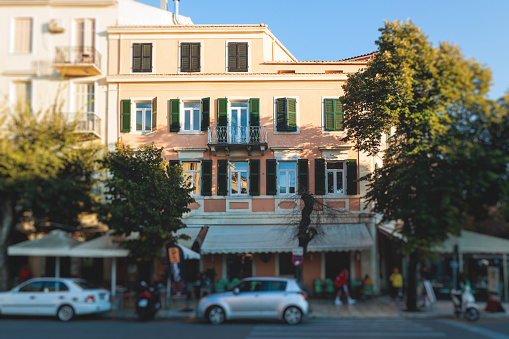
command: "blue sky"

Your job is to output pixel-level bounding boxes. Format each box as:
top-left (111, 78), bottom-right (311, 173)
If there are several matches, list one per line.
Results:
top-left (139, 0), bottom-right (508, 100)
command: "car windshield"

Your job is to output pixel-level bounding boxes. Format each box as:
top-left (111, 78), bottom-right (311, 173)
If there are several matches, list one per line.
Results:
top-left (73, 280), bottom-right (99, 290)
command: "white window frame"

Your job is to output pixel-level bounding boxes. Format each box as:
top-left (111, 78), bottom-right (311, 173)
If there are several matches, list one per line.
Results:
top-left (71, 81), bottom-right (96, 114)
top-left (273, 96), bottom-right (300, 134)
top-left (10, 79), bottom-right (32, 109)
top-left (225, 40), bottom-right (252, 73)
top-left (178, 40), bottom-right (204, 74)
top-left (321, 96), bottom-right (346, 134)
top-left (277, 161), bottom-right (297, 196)
top-left (179, 98), bottom-right (202, 134)
top-left (10, 16), bottom-right (34, 54)
top-left (130, 97), bottom-right (155, 135)
top-left (182, 161), bottom-right (201, 196)
top-left (229, 161), bottom-right (249, 196)
top-left (130, 41), bottom-right (156, 74)
top-left (326, 160), bottom-right (346, 196)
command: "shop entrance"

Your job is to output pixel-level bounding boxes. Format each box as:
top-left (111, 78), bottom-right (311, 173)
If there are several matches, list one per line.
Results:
top-left (325, 252), bottom-right (351, 279)
top-left (226, 253), bottom-right (253, 281)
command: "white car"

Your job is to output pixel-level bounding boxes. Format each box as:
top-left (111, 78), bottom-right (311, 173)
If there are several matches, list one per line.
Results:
top-left (196, 277), bottom-right (309, 325)
top-left (0, 277), bottom-right (111, 321)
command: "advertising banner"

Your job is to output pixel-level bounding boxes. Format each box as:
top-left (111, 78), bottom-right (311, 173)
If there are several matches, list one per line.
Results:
top-left (166, 243), bottom-right (187, 300)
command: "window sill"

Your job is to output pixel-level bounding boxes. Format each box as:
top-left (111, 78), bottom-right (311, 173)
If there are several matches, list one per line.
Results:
top-left (273, 130), bottom-right (300, 135)
top-left (322, 130), bottom-right (346, 134)
top-left (178, 131), bottom-right (204, 135)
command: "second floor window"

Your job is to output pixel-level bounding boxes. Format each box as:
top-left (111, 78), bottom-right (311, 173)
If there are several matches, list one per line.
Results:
top-left (181, 42), bottom-right (200, 72)
top-left (279, 162), bottom-right (296, 194)
top-left (13, 80), bottom-right (31, 111)
top-left (12, 18), bottom-right (32, 53)
top-left (135, 102), bottom-right (152, 133)
top-left (230, 162), bottom-right (249, 195)
top-left (327, 161), bottom-right (345, 194)
top-left (183, 102), bottom-right (201, 132)
top-left (74, 83), bottom-right (94, 113)
top-left (132, 43), bottom-right (152, 72)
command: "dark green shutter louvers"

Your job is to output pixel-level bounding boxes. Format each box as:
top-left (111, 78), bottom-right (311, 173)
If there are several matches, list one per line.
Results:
top-left (325, 99), bottom-right (344, 131)
top-left (181, 43), bottom-right (200, 72)
top-left (120, 99), bottom-right (131, 132)
top-left (249, 159), bottom-right (260, 196)
top-left (315, 158), bottom-right (326, 195)
top-left (201, 160), bottom-right (212, 196)
top-left (276, 98), bottom-right (286, 131)
top-left (335, 100), bottom-right (344, 131)
top-left (133, 43), bottom-right (152, 72)
top-left (217, 159), bottom-right (228, 196)
top-left (249, 98), bottom-right (260, 143)
top-left (169, 99), bottom-right (180, 132)
top-left (287, 98), bottom-right (297, 131)
top-left (201, 97), bottom-right (210, 131)
top-left (217, 98), bottom-right (228, 126)
top-left (346, 158), bottom-right (358, 195)
top-left (298, 159), bottom-right (309, 194)
top-left (266, 159), bottom-right (277, 195)
top-left (228, 42), bottom-right (248, 72)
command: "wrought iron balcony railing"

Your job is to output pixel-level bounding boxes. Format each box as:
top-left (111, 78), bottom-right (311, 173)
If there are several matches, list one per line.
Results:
top-left (54, 46), bottom-right (102, 76)
top-left (68, 112), bottom-right (102, 139)
top-left (208, 126), bottom-right (267, 145)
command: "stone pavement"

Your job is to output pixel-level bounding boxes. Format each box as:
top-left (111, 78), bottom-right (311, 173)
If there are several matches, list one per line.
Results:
top-left (103, 295), bottom-right (509, 321)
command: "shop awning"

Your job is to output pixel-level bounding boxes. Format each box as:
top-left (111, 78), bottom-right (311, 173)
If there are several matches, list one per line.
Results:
top-left (200, 224), bottom-right (373, 254)
top-left (175, 227), bottom-right (202, 249)
top-left (69, 233), bottom-right (130, 258)
top-left (435, 230), bottom-right (509, 254)
top-left (8, 229), bottom-right (81, 256)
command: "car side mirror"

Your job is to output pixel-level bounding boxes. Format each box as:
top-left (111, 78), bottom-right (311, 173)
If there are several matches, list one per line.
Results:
top-left (233, 287), bottom-right (240, 295)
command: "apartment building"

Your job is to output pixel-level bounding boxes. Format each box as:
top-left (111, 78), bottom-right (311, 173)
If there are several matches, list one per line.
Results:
top-left (0, 0), bottom-right (190, 146)
top-left (107, 21), bottom-right (379, 290)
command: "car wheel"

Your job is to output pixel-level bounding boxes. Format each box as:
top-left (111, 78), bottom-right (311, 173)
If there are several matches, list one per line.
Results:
top-left (206, 306), bottom-right (225, 325)
top-left (57, 305), bottom-right (75, 322)
top-left (465, 308), bottom-right (479, 321)
top-left (283, 306), bottom-right (302, 325)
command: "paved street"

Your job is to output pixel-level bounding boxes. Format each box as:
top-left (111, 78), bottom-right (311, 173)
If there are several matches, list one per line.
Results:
top-left (1, 317), bottom-right (509, 339)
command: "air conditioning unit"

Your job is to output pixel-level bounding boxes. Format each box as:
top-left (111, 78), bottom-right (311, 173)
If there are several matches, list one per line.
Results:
top-left (49, 19), bottom-right (65, 33)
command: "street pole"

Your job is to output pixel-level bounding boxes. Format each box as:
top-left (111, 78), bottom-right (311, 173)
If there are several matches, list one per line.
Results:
top-left (452, 245), bottom-right (458, 290)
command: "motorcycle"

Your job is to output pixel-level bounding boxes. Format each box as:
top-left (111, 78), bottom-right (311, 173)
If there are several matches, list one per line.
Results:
top-left (451, 285), bottom-right (480, 321)
top-left (136, 281), bottom-right (163, 321)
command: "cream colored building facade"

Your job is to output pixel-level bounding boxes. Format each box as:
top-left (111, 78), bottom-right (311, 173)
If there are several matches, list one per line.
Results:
top-left (107, 22), bottom-right (380, 291)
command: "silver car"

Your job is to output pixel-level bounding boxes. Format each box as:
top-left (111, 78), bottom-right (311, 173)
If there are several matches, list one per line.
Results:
top-left (196, 277), bottom-right (309, 325)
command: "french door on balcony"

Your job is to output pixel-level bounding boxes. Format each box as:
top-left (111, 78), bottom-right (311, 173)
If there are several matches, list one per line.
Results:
top-left (230, 102), bottom-right (248, 144)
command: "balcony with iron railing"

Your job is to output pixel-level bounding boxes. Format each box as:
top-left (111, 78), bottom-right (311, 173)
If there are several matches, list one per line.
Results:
top-left (54, 46), bottom-right (102, 76)
top-left (208, 126), bottom-right (268, 155)
top-left (67, 112), bottom-right (102, 140)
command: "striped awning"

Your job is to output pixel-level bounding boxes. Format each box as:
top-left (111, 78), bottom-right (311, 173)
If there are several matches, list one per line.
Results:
top-left (200, 224), bottom-right (373, 254)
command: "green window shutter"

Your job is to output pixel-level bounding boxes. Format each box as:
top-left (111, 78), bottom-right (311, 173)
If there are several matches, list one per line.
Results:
top-left (276, 98), bottom-right (287, 131)
top-left (228, 42), bottom-right (238, 71)
top-left (217, 98), bottom-right (228, 127)
top-left (298, 159), bottom-right (309, 194)
top-left (334, 100), bottom-right (344, 131)
top-left (120, 99), bottom-right (131, 132)
top-left (249, 98), bottom-right (259, 127)
top-left (201, 97), bottom-right (210, 131)
top-left (266, 159), bottom-right (277, 195)
top-left (190, 43), bottom-right (200, 72)
top-left (249, 159), bottom-right (260, 196)
top-left (132, 44), bottom-right (142, 72)
top-left (142, 43), bottom-right (152, 72)
top-left (346, 158), bottom-right (358, 195)
top-left (287, 98), bottom-right (297, 131)
top-left (169, 99), bottom-right (180, 132)
top-left (217, 160), bottom-right (228, 196)
top-left (201, 160), bottom-right (212, 196)
top-left (324, 99), bottom-right (334, 131)
top-left (181, 43), bottom-right (190, 72)
top-left (151, 97), bottom-right (157, 131)
top-left (315, 158), bottom-right (326, 195)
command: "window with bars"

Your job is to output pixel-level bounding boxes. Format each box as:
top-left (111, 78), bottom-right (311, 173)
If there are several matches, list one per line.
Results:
top-left (12, 18), bottom-right (32, 53)
top-left (228, 42), bottom-right (248, 72)
top-left (132, 43), bottom-right (152, 72)
top-left (181, 42), bottom-right (200, 72)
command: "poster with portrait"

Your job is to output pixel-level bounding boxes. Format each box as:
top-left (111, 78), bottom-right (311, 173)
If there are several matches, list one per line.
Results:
top-left (166, 243), bottom-right (187, 300)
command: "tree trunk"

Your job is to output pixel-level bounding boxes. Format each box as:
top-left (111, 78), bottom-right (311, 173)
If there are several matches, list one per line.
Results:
top-left (0, 194), bottom-right (14, 291)
top-left (406, 251), bottom-right (419, 311)
top-left (297, 193), bottom-right (315, 255)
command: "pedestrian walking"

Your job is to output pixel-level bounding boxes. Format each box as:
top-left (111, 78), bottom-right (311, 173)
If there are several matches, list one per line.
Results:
top-left (334, 269), bottom-right (356, 305)
top-left (389, 267), bottom-right (403, 305)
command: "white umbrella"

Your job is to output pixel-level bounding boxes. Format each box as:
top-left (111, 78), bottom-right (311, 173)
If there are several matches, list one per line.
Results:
top-left (8, 229), bottom-right (81, 278)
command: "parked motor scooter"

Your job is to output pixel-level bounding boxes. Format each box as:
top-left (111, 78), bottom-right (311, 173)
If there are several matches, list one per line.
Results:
top-left (136, 281), bottom-right (163, 321)
top-left (451, 285), bottom-right (480, 321)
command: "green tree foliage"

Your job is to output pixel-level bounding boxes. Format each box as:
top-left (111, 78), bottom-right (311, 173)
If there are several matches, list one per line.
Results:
top-left (341, 20), bottom-right (508, 310)
top-left (99, 141), bottom-right (194, 259)
top-left (0, 100), bottom-right (99, 290)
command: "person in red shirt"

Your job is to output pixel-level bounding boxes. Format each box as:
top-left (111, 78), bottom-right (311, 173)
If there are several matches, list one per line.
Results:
top-left (334, 268), bottom-right (356, 305)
